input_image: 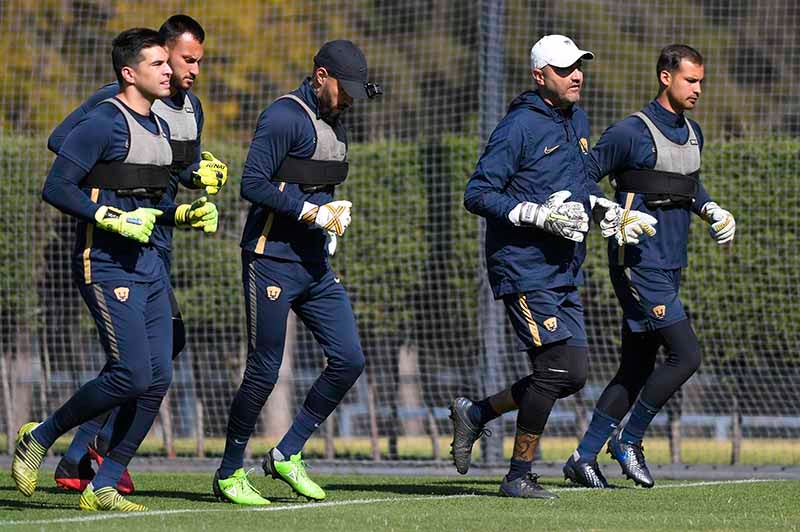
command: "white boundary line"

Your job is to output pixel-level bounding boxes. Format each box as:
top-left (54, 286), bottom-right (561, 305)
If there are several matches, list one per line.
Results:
top-left (0, 478), bottom-right (791, 527)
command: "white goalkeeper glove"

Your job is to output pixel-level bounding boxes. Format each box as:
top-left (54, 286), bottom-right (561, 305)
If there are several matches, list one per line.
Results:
top-left (590, 195), bottom-right (657, 246)
top-left (701, 201), bottom-right (735, 244)
top-left (508, 190), bottom-right (589, 243)
top-left (299, 200), bottom-right (352, 237)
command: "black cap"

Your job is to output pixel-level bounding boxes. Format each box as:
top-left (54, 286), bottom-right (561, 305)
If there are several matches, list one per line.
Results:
top-left (314, 40), bottom-right (373, 99)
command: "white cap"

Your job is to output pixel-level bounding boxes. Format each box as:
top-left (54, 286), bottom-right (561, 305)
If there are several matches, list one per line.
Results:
top-left (530, 34), bottom-right (594, 69)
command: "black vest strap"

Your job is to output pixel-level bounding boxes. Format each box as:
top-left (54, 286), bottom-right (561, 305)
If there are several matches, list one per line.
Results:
top-left (615, 168), bottom-right (699, 208)
top-left (169, 139), bottom-right (200, 170)
top-left (274, 156), bottom-right (349, 186)
top-left (83, 161), bottom-right (171, 198)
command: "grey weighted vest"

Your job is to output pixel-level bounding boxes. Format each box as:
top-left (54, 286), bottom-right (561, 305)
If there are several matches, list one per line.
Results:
top-left (83, 98), bottom-right (173, 198)
top-left (614, 111), bottom-right (701, 209)
top-left (272, 94), bottom-right (349, 191)
top-left (153, 94), bottom-right (199, 171)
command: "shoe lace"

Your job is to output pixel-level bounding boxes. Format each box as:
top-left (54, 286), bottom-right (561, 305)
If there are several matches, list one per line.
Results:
top-left (521, 472), bottom-right (542, 487)
top-left (478, 427), bottom-right (492, 439)
top-left (629, 442), bottom-right (646, 464)
top-left (240, 468), bottom-right (263, 495)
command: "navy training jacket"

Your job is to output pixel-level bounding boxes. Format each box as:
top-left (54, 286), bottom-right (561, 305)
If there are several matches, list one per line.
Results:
top-left (464, 90), bottom-right (595, 298)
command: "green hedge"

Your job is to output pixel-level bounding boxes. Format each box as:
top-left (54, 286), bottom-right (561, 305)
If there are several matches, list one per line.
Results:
top-left (3, 135), bottom-right (799, 368)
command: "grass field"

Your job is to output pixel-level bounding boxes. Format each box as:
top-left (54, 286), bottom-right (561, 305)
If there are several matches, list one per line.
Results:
top-left (0, 471), bottom-right (798, 531)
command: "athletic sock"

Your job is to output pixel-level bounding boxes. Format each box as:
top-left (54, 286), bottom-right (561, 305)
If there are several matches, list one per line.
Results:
top-left (468, 399), bottom-right (498, 426)
top-left (277, 406), bottom-right (323, 458)
top-left (506, 458), bottom-right (532, 482)
top-left (64, 420), bottom-right (102, 464)
top-left (621, 398), bottom-right (660, 444)
top-left (91, 456), bottom-right (126, 490)
top-left (576, 409), bottom-right (621, 461)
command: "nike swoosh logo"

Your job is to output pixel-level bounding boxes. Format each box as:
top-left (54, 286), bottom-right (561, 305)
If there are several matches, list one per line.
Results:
top-left (544, 145), bottom-right (560, 155)
top-left (234, 439), bottom-right (247, 445)
top-left (547, 368), bottom-right (568, 373)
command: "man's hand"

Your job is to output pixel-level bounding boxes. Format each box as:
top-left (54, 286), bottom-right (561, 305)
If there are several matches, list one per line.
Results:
top-left (192, 151), bottom-right (228, 195)
top-left (508, 190), bottom-right (589, 242)
top-left (591, 195), bottom-right (657, 246)
top-left (299, 200), bottom-right (352, 237)
top-left (175, 196), bottom-right (218, 233)
top-left (94, 206), bottom-right (162, 244)
top-left (701, 201), bottom-right (735, 245)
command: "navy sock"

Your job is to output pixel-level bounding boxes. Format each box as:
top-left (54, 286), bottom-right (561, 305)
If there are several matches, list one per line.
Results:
top-left (32, 418), bottom-right (60, 449)
top-left (576, 409), bottom-right (621, 461)
top-left (467, 399), bottom-right (498, 426)
top-left (218, 434), bottom-right (249, 479)
top-left (506, 458), bottom-right (532, 481)
top-left (96, 408), bottom-right (118, 449)
top-left (621, 398), bottom-right (660, 444)
top-left (277, 406), bottom-right (324, 458)
top-left (64, 417), bottom-right (105, 464)
top-left (92, 456), bottom-right (126, 490)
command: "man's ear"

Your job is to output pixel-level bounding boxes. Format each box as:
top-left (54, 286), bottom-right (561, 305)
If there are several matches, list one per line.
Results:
top-left (531, 67), bottom-right (545, 87)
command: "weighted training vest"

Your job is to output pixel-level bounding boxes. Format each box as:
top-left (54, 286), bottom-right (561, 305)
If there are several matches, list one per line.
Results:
top-left (153, 95), bottom-right (199, 172)
top-left (273, 94), bottom-right (348, 192)
top-left (83, 98), bottom-right (172, 198)
top-left (614, 111), bottom-right (701, 209)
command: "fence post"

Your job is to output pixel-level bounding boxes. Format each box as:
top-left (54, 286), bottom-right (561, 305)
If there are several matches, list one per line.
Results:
top-left (477, 0), bottom-right (507, 467)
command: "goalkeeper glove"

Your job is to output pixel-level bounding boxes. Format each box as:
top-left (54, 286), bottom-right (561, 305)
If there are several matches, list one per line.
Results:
top-left (175, 196), bottom-right (218, 233)
top-left (701, 201), bottom-right (735, 244)
top-left (94, 206), bottom-right (162, 244)
top-left (299, 200), bottom-right (352, 237)
top-left (192, 151), bottom-right (228, 195)
top-left (508, 190), bottom-right (589, 242)
top-left (590, 195), bottom-right (657, 246)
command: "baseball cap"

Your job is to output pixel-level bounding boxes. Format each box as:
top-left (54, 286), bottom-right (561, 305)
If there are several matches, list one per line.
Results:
top-left (314, 40), bottom-right (380, 99)
top-left (530, 35), bottom-right (594, 69)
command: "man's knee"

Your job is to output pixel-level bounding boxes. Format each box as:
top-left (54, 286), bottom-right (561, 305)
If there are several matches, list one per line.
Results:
top-left (530, 343), bottom-right (588, 399)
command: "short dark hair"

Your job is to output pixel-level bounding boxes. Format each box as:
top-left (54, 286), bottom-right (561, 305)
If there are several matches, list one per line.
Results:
top-left (159, 14), bottom-right (205, 45)
top-left (657, 44), bottom-right (703, 83)
top-left (112, 28), bottom-right (165, 85)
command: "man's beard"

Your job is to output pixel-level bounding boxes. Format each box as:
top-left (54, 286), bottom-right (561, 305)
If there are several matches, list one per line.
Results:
top-left (318, 93), bottom-right (347, 124)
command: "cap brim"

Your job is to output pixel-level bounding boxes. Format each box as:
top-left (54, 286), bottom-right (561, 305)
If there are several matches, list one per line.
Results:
top-left (549, 50), bottom-right (595, 68)
top-left (339, 78), bottom-right (369, 99)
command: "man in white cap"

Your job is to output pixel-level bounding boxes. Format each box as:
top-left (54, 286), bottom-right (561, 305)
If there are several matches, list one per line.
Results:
top-left (450, 35), bottom-right (656, 499)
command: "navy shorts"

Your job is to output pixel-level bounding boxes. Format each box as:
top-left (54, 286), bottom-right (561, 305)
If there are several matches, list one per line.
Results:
top-left (610, 266), bottom-right (687, 332)
top-left (503, 287), bottom-right (587, 349)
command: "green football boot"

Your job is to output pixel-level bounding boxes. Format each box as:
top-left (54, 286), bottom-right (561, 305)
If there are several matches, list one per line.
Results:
top-left (11, 422), bottom-right (46, 497)
top-left (79, 484), bottom-right (148, 512)
top-left (213, 468), bottom-right (270, 506)
top-left (263, 449), bottom-right (326, 501)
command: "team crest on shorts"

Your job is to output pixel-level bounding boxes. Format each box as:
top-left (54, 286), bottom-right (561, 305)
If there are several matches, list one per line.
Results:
top-left (266, 286), bottom-right (282, 301)
top-left (113, 287), bottom-right (129, 302)
top-left (543, 317), bottom-right (558, 332)
top-left (651, 305), bottom-right (666, 320)
top-left (579, 138), bottom-right (589, 154)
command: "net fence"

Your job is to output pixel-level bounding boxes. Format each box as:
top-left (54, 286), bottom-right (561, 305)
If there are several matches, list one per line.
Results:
top-left (1, 0), bottom-right (798, 466)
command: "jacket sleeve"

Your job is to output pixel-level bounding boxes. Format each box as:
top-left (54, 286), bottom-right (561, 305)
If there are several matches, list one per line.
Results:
top-left (47, 84), bottom-right (119, 155)
top-left (240, 104), bottom-right (306, 219)
top-left (463, 117), bottom-right (525, 225)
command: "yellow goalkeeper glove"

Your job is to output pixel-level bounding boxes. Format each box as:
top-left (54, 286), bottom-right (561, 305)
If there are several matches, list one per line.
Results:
top-left (175, 196), bottom-right (218, 233)
top-left (94, 206), bottom-right (162, 244)
top-left (192, 151), bottom-right (228, 195)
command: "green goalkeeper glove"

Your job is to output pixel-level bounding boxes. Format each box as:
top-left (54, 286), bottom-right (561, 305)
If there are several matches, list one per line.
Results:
top-left (94, 206), bottom-right (162, 244)
top-left (192, 151), bottom-right (228, 195)
top-left (175, 196), bottom-right (218, 233)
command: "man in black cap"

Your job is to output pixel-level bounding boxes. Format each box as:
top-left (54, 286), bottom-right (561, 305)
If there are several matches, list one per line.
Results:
top-left (212, 40), bottom-right (381, 505)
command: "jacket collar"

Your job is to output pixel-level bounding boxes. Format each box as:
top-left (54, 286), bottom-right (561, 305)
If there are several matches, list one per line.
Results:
top-left (647, 99), bottom-right (686, 129)
top-left (509, 90), bottom-right (574, 122)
